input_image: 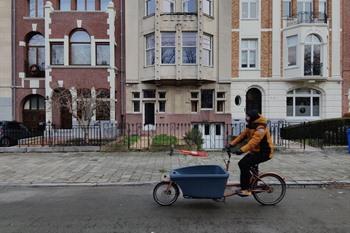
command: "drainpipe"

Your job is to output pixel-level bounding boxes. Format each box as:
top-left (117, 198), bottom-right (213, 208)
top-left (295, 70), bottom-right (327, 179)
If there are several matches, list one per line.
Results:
top-left (11, 0), bottom-right (16, 121)
top-left (120, 0), bottom-right (125, 125)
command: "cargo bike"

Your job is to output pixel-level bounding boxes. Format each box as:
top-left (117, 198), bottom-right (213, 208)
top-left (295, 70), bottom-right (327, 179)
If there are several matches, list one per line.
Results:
top-left (153, 148), bottom-right (286, 206)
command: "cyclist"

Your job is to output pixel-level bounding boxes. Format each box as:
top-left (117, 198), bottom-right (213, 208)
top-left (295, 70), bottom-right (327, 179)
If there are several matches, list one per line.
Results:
top-left (227, 110), bottom-right (274, 196)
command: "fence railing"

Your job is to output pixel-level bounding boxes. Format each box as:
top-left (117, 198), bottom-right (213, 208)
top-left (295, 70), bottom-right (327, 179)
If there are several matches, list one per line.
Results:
top-left (1, 121), bottom-right (346, 150)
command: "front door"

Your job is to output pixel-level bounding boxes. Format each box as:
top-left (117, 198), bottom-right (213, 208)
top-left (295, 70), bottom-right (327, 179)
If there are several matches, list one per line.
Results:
top-left (198, 124), bottom-right (224, 150)
top-left (144, 103), bottom-right (155, 130)
top-left (246, 88), bottom-right (262, 114)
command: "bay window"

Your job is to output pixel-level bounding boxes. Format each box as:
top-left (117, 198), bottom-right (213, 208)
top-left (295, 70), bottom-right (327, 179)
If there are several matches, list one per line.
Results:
top-left (304, 34), bottom-right (322, 76)
top-left (287, 35), bottom-right (297, 66)
top-left (161, 32), bottom-right (176, 64)
top-left (203, 0), bottom-right (213, 16)
top-left (203, 34), bottom-right (213, 66)
top-left (182, 32), bottom-right (197, 64)
top-left (163, 0), bottom-right (175, 13)
top-left (145, 33), bottom-right (155, 66)
top-left (146, 0), bottom-right (155, 16)
top-left (183, 0), bottom-right (197, 13)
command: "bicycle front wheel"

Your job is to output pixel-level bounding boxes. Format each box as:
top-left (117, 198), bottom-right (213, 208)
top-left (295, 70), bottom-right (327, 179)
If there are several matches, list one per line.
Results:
top-left (252, 173), bottom-right (286, 205)
top-left (153, 182), bottom-right (180, 206)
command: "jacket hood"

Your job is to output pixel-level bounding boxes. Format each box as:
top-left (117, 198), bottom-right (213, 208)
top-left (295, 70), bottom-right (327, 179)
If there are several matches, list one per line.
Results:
top-left (253, 115), bottom-right (267, 125)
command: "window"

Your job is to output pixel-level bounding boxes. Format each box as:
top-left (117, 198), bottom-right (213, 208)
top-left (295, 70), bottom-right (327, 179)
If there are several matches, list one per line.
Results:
top-left (319, 0), bottom-right (327, 20)
top-left (163, 0), bottom-right (175, 13)
top-left (287, 35), bottom-right (297, 66)
top-left (216, 92), bottom-right (225, 113)
top-left (143, 89), bottom-right (156, 99)
top-left (203, 0), bottom-right (213, 16)
top-left (283, 0), bottom-right (292, 18)
top-left (132, 92), bottom-right (141, 113)
top-left (158, 92), bottom-right (166, 113)
top-left (77, 0), bottom-right (95, 11)
top-left (27, 34), bottom-right (45, 77)
top-left (201, 89), bottom-right (214, 109)
top-left (24, 95), bottom-right (45, 110)
top-left (304, 34), bottom-right (322, 76)
top-left (96, 89), bottom-right (110, 121)
top-left (96, 44), bottom-right (110, 66)
top-left (70, 30), bottom-right (91, 65)
top-left (146, 0), bottom-right (155, 16)
top-left (191, 91), bottom-right (199, 113)
top-left (145, 33), bottom-right (155, 66)
top-left (183, 0), bottom-right (197, 13)
top-left (182, 32), bottom-right (197, 64)
top-left (29, 0), bottom-right (44, 17)
top-left (297, 0), bottom-right (312, 23)
top-left (203, 34), bottom-right (213, 66)
top-left (60, 0), bottom-right (71, 11)
top-left (286, 89), bottom-right (321, 117)
top-left (51, 43), bottom-right (64, 65)
top-left (241, 39), bottom-right (257, 68)
top-left (100, 0), bottom-right (111, 10)
top-left (241, 0), bottom-right (258, 19)
top-left (204, 124), bottom-right (210, 135)
top-left (215, 124), bottom-right (221, 136)
top-left (161, 32), bottom-right (176, 64)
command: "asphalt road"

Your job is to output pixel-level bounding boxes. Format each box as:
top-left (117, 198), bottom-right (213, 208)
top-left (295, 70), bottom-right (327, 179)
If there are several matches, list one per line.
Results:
top-left (0, 185), bottom-right (349, 233)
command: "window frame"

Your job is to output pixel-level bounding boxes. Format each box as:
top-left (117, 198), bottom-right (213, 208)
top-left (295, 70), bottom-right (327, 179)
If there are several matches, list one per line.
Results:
top-left (240, 39), bottom-right (258, 69)
top-left (162, 0), bottom-right (176, 14)
top-left (182, 32), bottom-right (197, 65)
top-left (145, 33), bottom-right (155, 66)
top-left (145, 0), bottom-right (155, 16)
top-left (161, 32), bottom-right (176, 65)
top-left (27, 34), bottom-right (45, 77)
top-left (200, 89), bottom-right (214, 110)
top-left (216, 92), bottom-right (225, 113)
top-left (203, 33), bottom-right (213, 67)
top-left (286, 88), bottom-right (321, 118)
top-left (60, 0), bottom-right (72, 11)
top-left (241, 0), bottom-right (258, 20)
top-left (182, 0), bottom-right (197, 13)
top-left (190, 91), bottom-right (199, 113)
top-left (77, 0), bottom-right (96, 11)
top-left (132, 92), bottom-right (141, 113)
top-left (283, 0), bottom-right (292, 18)
top-left (28, 0), bottom-right (44, 18)
top-left (96, 43), bottom-right (110, 66)
top-left (203, 0), bottom-right (213, 17)
top-left (158, 91), bottom-right (166, 113)
top-left (50, 42), bottom-right (64, 66)
top-left (304, 34), bottom-right (322, 76)
top-left (287, 35), bottom-right (298, 67)
top-left (69, 30), bottom-right (91, 66)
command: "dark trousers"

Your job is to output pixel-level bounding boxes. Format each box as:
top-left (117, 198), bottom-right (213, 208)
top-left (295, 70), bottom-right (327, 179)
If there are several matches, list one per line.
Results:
top-left (238, 153), bottom-right (270, 190)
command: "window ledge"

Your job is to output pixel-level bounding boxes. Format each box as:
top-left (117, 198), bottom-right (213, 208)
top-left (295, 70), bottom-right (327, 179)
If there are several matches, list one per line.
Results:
top-left (50, 65), bottom-right (110, 69)
top-left (201, 109), bottom-right (214, 111)
top-left (240, 18), bottom-right (259, 21)
top-left (23, 17), bottom-right (44, 20)
top-left (285, 65), bottom-right (299, 70)
top-left (240, 68), bottom-right (261, 71)
top-left (203, 14), bottom-right (214, 19)
top-left (143, 14), bottom-right (155, 19)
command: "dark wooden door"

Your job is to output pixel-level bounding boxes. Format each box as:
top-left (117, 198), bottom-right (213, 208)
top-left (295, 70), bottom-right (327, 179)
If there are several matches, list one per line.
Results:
top-left (144, 103), bottom-right (155, 125)
top-left (60, 107), bottom-right (72, 129)
top-left (246, 88), bottom-right (262, 114)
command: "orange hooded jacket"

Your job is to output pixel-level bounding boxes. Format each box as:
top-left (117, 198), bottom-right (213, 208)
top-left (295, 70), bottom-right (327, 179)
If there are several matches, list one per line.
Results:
top-left (230, 115), bottom-right (274, 158)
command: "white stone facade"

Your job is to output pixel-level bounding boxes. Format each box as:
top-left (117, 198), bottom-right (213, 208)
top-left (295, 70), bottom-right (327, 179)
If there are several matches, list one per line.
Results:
top-left (0, 0), bottom-right (12, 120)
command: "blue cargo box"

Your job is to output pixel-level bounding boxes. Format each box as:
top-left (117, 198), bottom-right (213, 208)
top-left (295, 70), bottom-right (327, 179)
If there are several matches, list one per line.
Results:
top-left (170, 165), bottom-right (229, 199)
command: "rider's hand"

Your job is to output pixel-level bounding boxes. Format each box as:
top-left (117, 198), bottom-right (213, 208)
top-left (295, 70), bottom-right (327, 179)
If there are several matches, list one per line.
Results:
top-left (235, 150), bottom-right (244, 155)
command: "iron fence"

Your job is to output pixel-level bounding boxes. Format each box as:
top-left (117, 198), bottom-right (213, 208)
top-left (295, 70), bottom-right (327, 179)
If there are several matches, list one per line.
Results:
top-left (2, 120), bottom-right (347, 150)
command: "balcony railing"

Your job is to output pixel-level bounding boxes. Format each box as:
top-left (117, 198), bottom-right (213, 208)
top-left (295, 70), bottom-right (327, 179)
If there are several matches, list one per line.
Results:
top-left (286, 12), bottom-right (328, 27)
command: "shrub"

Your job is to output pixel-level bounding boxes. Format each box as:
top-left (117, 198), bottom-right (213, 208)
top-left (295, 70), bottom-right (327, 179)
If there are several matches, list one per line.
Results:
top-left (152, 134), bottom-right (178, 146)
top-left (184, 128), bottom-right (203, 150)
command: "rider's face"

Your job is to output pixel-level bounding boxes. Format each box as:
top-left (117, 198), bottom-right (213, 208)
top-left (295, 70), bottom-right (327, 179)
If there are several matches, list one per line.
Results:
top-left (246, 115), bottom-right (250, 123)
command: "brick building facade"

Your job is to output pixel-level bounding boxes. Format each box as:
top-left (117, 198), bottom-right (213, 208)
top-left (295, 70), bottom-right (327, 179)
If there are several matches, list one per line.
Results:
top-left (13, 0), bottom-right (122, 129)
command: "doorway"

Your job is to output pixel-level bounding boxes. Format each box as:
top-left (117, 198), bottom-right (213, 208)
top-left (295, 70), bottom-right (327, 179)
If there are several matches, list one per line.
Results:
top-left (246, 88), bottom-right (262, 114)
top-left (197, 124), bottom-right (224, 150)
top-left (144, 102), bottom-right (155, 130)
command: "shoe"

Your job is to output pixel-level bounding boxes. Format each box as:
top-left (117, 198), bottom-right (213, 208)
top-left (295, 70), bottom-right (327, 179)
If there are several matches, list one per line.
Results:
top-left (237, 189), bottom-right (252, 197)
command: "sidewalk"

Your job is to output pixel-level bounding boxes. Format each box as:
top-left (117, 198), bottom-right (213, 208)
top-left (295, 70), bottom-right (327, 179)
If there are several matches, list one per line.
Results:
top-left (0, 150), bottom-right (349, 187)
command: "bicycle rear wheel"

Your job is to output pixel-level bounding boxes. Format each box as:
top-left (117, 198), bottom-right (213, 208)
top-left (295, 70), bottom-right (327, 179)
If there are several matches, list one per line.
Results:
top-left (153, 182), bottom-right (179, 206)
top-left (252, 173), bottom-right (286, 205)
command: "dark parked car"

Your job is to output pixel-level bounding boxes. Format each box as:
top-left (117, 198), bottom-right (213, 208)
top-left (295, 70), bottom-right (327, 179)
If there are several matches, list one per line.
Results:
top-left (0, 121), bottom-right (31, 147)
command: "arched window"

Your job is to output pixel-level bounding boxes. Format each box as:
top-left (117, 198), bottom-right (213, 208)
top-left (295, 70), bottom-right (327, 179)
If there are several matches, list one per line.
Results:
top-left (70, 30), bottom-right (91, 65)
top-left (304, 34), bottom-right (322, 76)
top-left (27, 34), bottom-right (45, 77)
top-left (286, 88), bottom-right (321, 117)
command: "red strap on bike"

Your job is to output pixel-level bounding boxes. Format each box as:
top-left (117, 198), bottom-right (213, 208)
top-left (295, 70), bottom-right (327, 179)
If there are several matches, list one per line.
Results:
top-left (178, 150), bottom-right (208, 157)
